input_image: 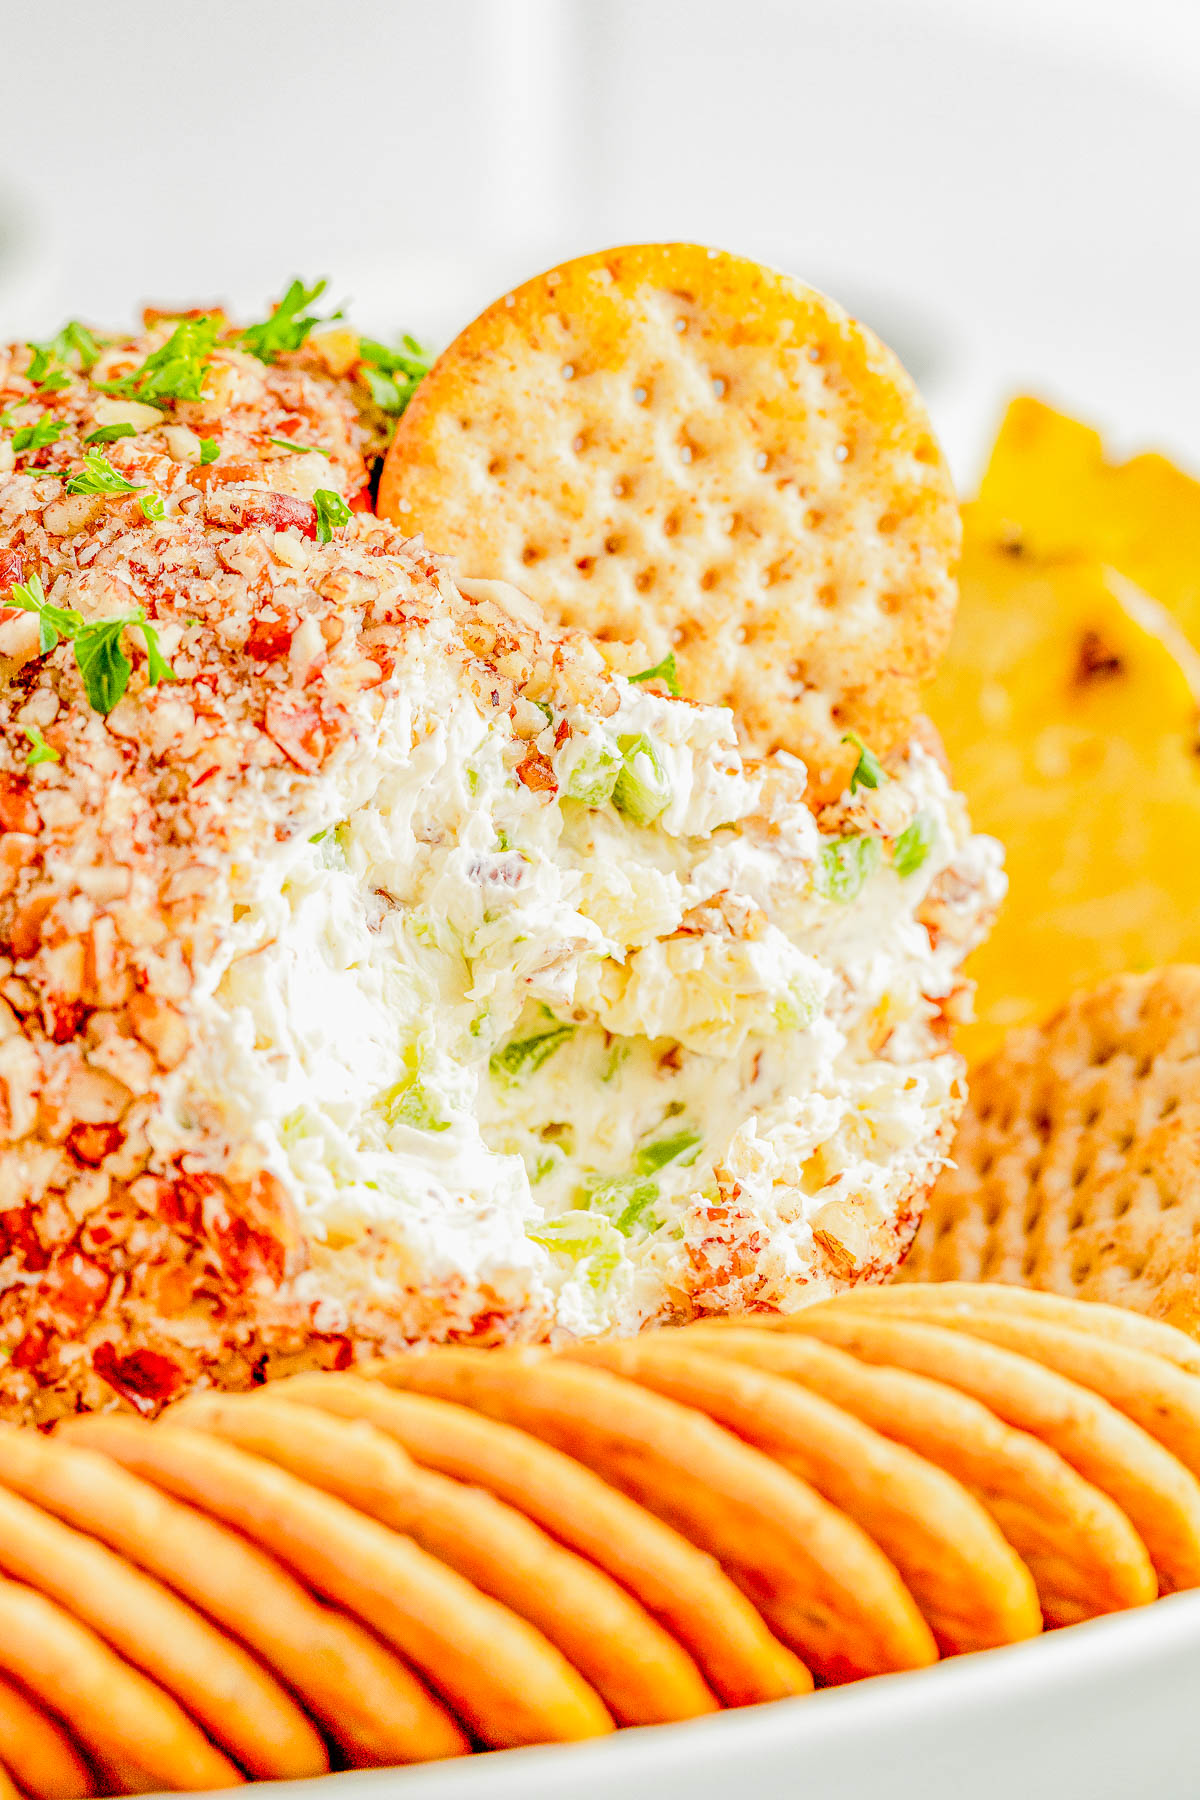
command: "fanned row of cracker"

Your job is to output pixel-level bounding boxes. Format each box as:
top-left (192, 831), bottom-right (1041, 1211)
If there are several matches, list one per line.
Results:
top-left (0, 1282), bottom-right (1191, 1791)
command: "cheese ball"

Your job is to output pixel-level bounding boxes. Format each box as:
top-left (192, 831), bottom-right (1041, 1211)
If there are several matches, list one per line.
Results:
top-left (0, 311), bottom-right (1000, 1420)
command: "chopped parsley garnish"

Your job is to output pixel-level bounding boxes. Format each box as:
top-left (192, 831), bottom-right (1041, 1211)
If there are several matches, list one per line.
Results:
top-left (8, 575), bottom-right (176, 713)
top-left (65, 451), bottom-right (143, 497)
top-left (490, 1019), bottom-right (576, 1085)
top-left (269, 435), bottom-right (331, 457)
top-left (628, 652), bottom-right (681, 696)
top-left (9, 575), bottom-right (83, 652)
top-left (817, 833), bottom-right (881, 903)
top-left (634, 1128), bottom-right (702, 1176)
top-left (240, 279), bottom-right (333, 363)
top-left (11, 416), bottom-right (65, 454)
top-left (843, 730), bottom-right (884, 793)
top-left (198, 438), bottom-right (220, 465)
top-left (74, 613), bottom-right (176, 713)
top-left (83, 422), bottom-right (137, 446)
top-left (21, 723), bottom-right (59, 767)
top-left (24, 342), bottom-right (72, 391)
top-left (313, 487), bottom-right (352, 543)
top-left (893, 812), bottom-right (935, 878)
top-left (38, 321), bottom-right (103, 374)
top-left (96, 316), bottom-right (218, 407)
top-left (138, 491), bottom-right (166, 523)
top-left (358, 333), bottom-right (432, 415)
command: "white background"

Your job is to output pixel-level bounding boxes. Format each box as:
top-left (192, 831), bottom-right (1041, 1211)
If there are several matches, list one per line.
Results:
top-left (1, 0), bottom-right (1198, 482)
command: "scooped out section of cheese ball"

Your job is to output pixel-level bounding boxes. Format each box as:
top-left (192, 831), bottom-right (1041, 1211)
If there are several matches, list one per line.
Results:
top-left (188, 597), bottom-right (1002, 1344)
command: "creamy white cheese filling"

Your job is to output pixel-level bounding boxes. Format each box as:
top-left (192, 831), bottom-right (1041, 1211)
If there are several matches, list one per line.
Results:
top-left (178, 628), bottom-right (1002, 1336)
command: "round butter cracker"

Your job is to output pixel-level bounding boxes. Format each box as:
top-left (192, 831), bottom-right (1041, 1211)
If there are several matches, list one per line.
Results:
top-left (379, 243), bottom-right (959, 793)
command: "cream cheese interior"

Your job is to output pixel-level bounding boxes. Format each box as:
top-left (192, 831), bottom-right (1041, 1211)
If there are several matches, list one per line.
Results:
top-left (179, 628), bottom-right (1002, 1337)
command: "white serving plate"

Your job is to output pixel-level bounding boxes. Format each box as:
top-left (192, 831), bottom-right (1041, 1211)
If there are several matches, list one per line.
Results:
top-left (235, 1592), bottom-right (1200, 1800)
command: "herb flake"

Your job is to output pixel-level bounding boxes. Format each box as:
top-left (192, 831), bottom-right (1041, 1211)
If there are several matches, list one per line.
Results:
top-left (21, 723), bottom-right (59, 766)
top-left (843, 731), bottom-right (884, 793)
top-left (893, 812), bottom-right (935, 878)
top-left (240, 279), bottom-right (333, 363)
top-left (313, 487), bottom-right (352, 543)
top-left (628, 652), bottom-right (681, 696)
top-left (97, 316), bottom-right (218, 407)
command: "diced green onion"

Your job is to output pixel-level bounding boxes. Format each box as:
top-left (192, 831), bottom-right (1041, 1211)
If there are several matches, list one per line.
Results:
top-left (565, 742), bottom-right (622, 807)
top-left (613, 733), bottom-right (670, 826)
top-left (817, 834), bottom-right (881, 903)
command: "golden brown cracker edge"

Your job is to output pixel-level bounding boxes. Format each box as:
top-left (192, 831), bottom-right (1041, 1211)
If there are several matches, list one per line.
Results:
top-left (275, 1371), bottom-right (810, 1709)
top-left (176, 1390), bottom-right (716, 1729)
top-left (379, 243), bottom-right (959, 794)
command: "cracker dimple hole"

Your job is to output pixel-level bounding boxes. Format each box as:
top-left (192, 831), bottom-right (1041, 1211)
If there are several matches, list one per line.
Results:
top-left (711, 376), bottom-right (727, 398)
top-left (561, 363), bottom-right (576, 381)
top-left (817, 583), bottom-right (838, 609)
top-left (699, 569), bottom-right (719, 593)
top-left (613, 476), bottom-right (631, 499)
top-left (1068, 1203), bottom-right (1085, 1231)
top-left (877, 512), bottom-right (899, 535)
top-left (674, 317), bottom-right (688, 334)
top-left (576, 556), bottom-right (595, 575)
top-left (806, 345), bottom-right (822, 364)
top-left (572, 434), bottom-right (587, 455)
top-left (679, 444), bottom-right (694, 465)
top-left (604, 534), bottom-right (623, 556)
top-left (879, 592), bottom-right (902, 616)
top-left (804, 509), bottom-right (825, 531)
top-left (663, 512), bottom-right (682, 539)
top-left (753, 450), bottom-right (769, 473)
top-left (635, 567), bottom-right (656, 593)
top-left (522, 543), bottom-right (544, 567)
top-left (1161, 1093), bottom-right (1181, 1119)
top-left (833, 443), bottom-right (850, 463)
top-left (632, 384), bottom-right (648, 405)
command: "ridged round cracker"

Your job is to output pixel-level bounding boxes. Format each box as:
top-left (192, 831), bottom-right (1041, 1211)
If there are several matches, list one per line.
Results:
top-left (777, 1307), bottom-right (1200, 1595)
top-left (0, 1427), bottom-right (462, 1769)
top-left (0, 1475), bottom-right (325, 1780)
top-left (836, 1282), bottom-right (1200, 1375)
top-left (379, 242), bottom-right (959, 791)
top-left (843, 1309), bottom-right (1200, 1491)
top-left (278, 1371), bottom-right (807, 1709)
top-left (576, 1335), bottom-right (1041, 1654)
top-left (64, 1415), bottom-right (612, 1750)
top-left (905, 968), bottom-right (1200, 1333)
top-left (368, 1346), bottom-right (936, 1683)
top-left (688, 1324), bottom-right (1154, 1624)
top-left (0, 1579), bottom-right (239, 1792)
top-left (178, 1390), bottom-right (715, 1728)
top-left (0, 1675), bottom-right (97, 1800)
